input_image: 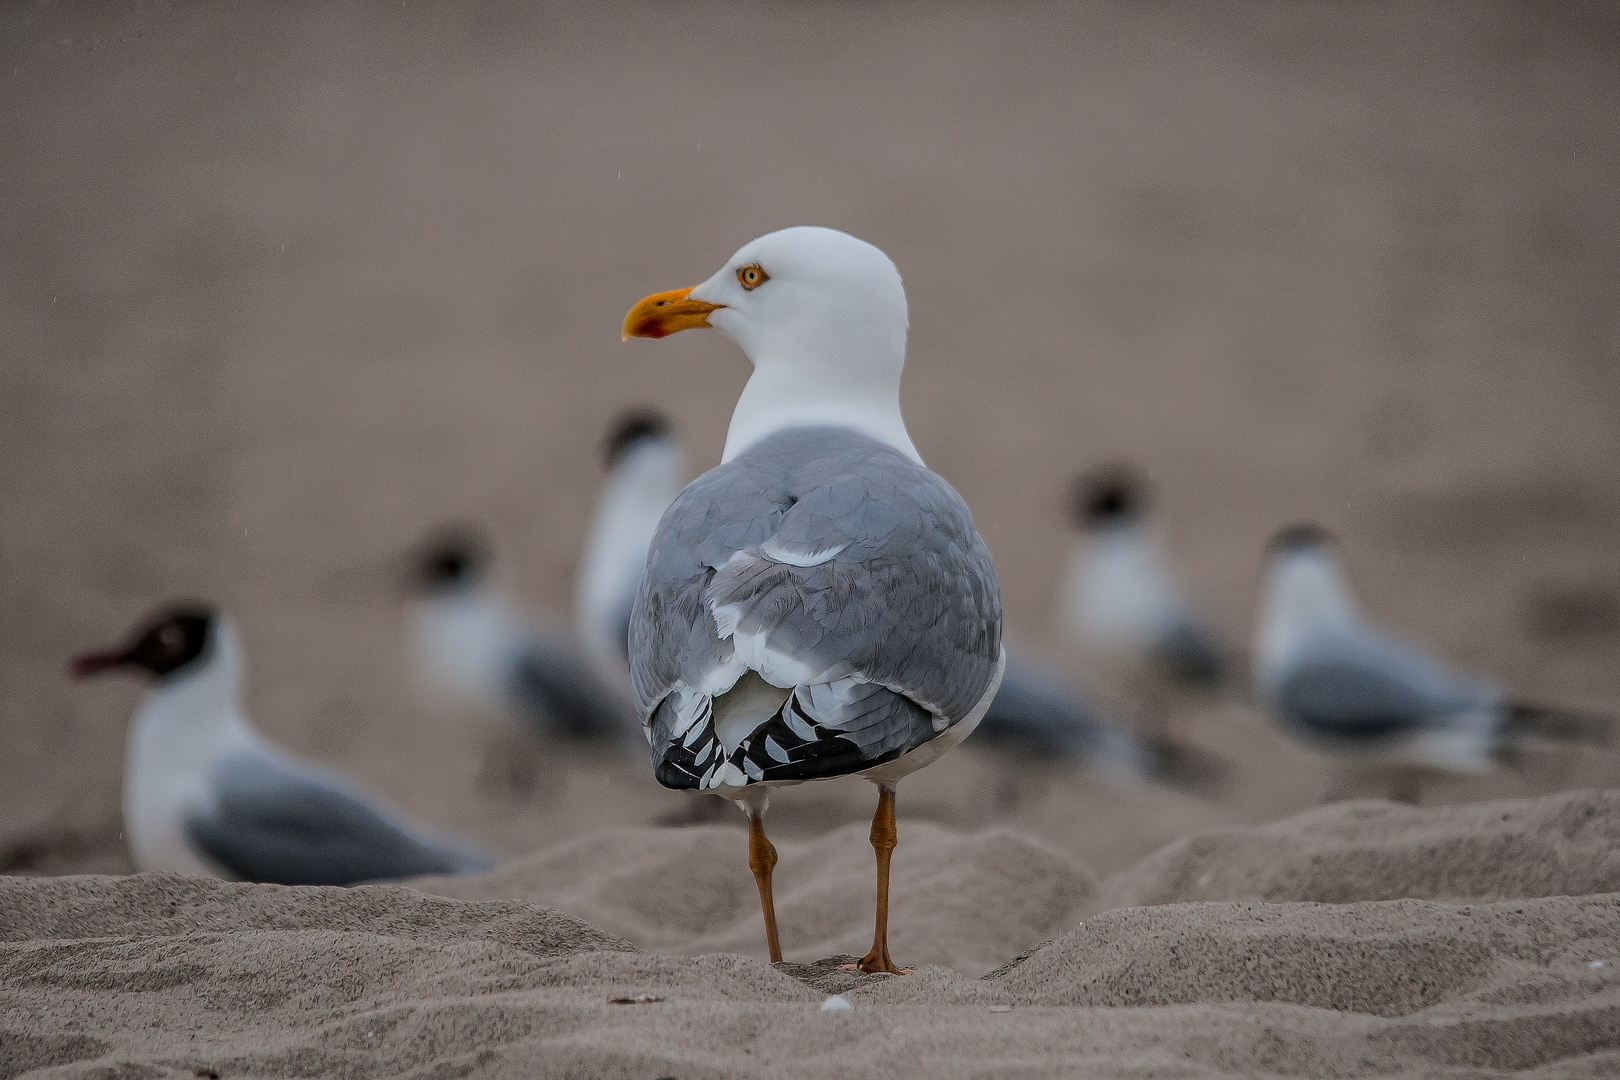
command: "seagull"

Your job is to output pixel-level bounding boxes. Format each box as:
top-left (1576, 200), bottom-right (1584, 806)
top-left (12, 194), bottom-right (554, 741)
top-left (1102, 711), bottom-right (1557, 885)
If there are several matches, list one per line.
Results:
top-left (1056, 464), bottom-right (1230, 705)
top-left (69, 603), bottom-right (496, 884)
top-left (973, 648), bottom-right (1145, 769)
top-left (1256, 523), bottom-right (1611, 802)
top-left (621, 226), bottom-right (1005, 974)
top-left (975, 648), bottom-right (1226, 792)
top-left (406, 524), bottom-right (635, 743)
top-left (575, 410), bottom-right (687, 689)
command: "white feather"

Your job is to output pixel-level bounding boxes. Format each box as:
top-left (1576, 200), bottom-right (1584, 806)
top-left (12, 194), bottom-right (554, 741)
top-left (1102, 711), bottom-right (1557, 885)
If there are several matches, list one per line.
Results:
top-left (760, 536), bottom-right (848, 567)
top-left (576, 436), bottom-right (686, 687)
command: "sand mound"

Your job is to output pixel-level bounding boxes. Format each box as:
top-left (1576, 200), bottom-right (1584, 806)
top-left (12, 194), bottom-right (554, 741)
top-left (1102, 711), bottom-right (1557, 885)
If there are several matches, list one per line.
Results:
top-left (6, 793), bottom-right (1620, 1077)
top-left (0, 872), bottom-right (632, 957)
top-left (996, 893), bottom-right (1620, 1015)
top-left (0, 876), bottom-right (813, 1079)
top-left (5, 880), bottom-right (1618, 1078)
top-left (421, 820), bottom-right (1095, 974)
top-left (1093, 789), bottom-right (1620, 913)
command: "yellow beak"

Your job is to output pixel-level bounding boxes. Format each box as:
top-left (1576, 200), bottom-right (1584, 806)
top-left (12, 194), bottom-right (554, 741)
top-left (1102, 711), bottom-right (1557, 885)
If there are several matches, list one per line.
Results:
top-left (622, 287), bottom-right (722, 341)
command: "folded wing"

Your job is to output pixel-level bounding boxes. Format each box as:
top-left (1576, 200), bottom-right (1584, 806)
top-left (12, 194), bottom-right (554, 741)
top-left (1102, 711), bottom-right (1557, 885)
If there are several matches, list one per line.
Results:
top-left (631, 427), bottom-right (1003, 790)
top-left (185, 750), bottom-right (496, 885)
top-left (1274, 625), bottom-right (1499, 740)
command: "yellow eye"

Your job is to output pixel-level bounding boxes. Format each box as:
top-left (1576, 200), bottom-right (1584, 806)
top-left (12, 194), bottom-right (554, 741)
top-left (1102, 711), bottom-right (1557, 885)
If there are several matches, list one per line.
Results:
top-left (736, 263), bottom-right (769, 290)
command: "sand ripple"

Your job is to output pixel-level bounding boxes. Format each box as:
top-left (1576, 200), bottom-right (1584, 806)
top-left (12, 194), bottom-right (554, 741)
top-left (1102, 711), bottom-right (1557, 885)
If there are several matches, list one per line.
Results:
top-left (5, 791), bottom-right (1620, 1077)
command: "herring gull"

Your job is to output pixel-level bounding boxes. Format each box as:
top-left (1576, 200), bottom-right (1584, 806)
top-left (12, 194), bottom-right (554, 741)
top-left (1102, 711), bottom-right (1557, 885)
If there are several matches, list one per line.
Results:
top-left (621, 226), bottom-right (1004, 974)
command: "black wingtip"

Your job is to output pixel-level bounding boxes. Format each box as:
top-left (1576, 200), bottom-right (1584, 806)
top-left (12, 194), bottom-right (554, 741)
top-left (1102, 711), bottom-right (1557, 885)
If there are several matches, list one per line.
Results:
top-left (1070, 463), bottom-right (1151, 529)
top-left (1506, 700), bottom-right (1614, 747)
top-left (1267, 521), bottom-right (1338, 555)
top-left (411, 522), bottom-right (492, 593)
top-left (603, 409), bottom-right (673, 468)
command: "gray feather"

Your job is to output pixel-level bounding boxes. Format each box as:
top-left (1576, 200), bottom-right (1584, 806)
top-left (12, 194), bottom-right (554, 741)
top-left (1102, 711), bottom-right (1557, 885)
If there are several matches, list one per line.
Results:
top-left (184, 751), bottom-right (495, 886)
top-left (631, 427), bottom-right (1002, 789)
top-left (1153, 616), bottom-right (1227, 688)
top-left (509, 633), bottom-right (636, 741)
top-left (976, 651), bottom-right (1122, 759)
top-left (1274, 624), bottom-right (1500, 740)
top-left (978, 650), bottom-right (1227, 791)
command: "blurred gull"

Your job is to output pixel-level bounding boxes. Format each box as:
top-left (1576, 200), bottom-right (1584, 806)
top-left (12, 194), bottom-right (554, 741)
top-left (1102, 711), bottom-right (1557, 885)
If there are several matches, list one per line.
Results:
top-left (575, 410), bottom-right (687, 689)
top-left (69, 604), bottom-right (495, 884)
top-left (622, 226), bottom-right (1004, 974)
top-left (974, 649), bottom-right (1144, 768)
top-left (406, 524), bottom-right (635, 743)
top-left (974, 647), bottom-right (1224, 792)
top-left (1056, 464), bottom-right (1230, 705)
top-left (1256, 523), bottom-right (1611, 802)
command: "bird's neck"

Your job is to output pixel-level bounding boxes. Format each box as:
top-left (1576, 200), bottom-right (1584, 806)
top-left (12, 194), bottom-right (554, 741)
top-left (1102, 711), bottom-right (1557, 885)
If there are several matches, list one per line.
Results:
top-left (128, 639), bottom-right (253, 786)
top-left (1063, 523), bottom-right (1178, 640)
top-left (410, 585), bottom-right (525, 709)
top-left (577, 440), bottom-right (683, 666)
top-left (596, 441), bottom-right (685, 530)
top-left (723, 360), bottom-right (921, 464)
top-left (1257, 554), bottom-right (1358, 676)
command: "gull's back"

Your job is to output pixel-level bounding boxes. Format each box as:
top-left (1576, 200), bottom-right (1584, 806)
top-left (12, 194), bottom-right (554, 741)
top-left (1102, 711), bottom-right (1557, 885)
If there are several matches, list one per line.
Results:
top-left (631, 425), bottom-right (1003, 792)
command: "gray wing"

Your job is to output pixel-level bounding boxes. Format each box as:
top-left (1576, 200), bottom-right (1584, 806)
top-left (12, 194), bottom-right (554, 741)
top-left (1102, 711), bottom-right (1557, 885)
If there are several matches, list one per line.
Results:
top-left (1153, 615), bottom-right (1228, 688)
top-left (184, 750), bottom-right (496, 886)
top-left (978, 650), bottom-right (1228, 791)
top-left (630, 427), bottom-right (1003, 790)
top-left (1274, 624), bottom-right (1501, 740)
top-left (509, 632), bottom-right (637, 741)
top-left (976, 649), bottom-right (1129, 761)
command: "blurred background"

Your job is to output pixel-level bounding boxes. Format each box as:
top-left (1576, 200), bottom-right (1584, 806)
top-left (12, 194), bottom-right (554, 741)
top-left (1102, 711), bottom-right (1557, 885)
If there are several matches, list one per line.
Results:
top-left (4, 1), bottom-right (1618, 877)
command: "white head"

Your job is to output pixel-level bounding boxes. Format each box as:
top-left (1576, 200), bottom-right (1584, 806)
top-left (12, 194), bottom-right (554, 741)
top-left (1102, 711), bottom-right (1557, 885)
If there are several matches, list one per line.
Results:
top-left (622, 226), bottom-right (919, 463)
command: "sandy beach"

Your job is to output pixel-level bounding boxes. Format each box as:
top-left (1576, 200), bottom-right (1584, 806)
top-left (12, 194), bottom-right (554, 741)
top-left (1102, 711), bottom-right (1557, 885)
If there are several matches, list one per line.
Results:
top-left (3, 2), bottom-right (1619, 1076)
top-left (4, 791), bottom-right (1618, 1077)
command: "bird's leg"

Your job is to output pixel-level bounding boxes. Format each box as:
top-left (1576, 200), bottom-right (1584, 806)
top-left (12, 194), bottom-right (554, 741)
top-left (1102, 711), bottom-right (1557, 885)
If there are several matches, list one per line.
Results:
top-left (856, 783), bottom-right (909, 975)
top-left (743, 806), bottom-right (783, 964)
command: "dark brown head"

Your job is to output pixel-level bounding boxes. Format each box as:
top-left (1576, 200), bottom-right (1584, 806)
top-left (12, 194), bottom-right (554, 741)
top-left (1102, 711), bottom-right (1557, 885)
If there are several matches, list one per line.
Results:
top-left (1070, 464), bottom-right (1151, 531)
top-left (409, 523), bottom-right (492, 596)
top-left (68, 604), bottom-right (216, 682)
top-left (603, 409), bottom-right (673, 469)
top-left (1266, 521), bottom-right (1339, 556)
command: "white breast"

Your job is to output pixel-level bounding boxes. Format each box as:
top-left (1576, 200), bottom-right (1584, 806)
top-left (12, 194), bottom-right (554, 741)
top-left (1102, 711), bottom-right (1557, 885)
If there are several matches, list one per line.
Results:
top-left (408, 591), bottom-right (526, 714)
top-left (123, 669), bottom-right (256, 877)
top-left (576, 438), bottom-right (685, 685)
top-left (1058, 527), bottom-right (1184, 653)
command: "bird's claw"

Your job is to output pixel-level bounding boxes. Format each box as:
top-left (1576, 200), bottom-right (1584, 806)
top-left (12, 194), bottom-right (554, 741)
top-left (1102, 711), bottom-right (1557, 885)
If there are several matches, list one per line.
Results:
top-left (837, 962), bottom-right (912, 976)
